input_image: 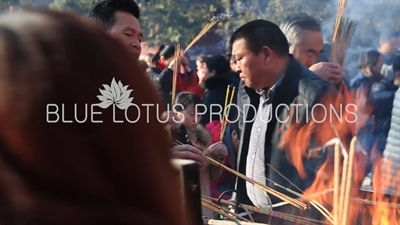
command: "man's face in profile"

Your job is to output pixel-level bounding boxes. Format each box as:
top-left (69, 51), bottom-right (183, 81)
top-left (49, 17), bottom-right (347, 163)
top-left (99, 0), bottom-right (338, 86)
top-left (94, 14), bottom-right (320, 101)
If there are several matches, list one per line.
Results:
top-left (109, 11), bottom-right (143, 61)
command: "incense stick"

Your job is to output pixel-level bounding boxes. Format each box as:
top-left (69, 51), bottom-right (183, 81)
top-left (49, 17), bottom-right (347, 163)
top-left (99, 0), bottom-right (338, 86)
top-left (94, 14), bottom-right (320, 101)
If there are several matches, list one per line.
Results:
top-left (184, 19), bottom-right (219, 53)
top-left (338, 145), bottom-right (348, 222)
top-left (333, 143), bottom-right (341, 225)
top-left (201, 199), bottom-right (249, 222)
top-left (262, 177), bottom-right (334, 224)
top-left (202, 196), bottom-right (328, 225)
top-left (330, 17), bottom-right (358, 66)
top-left (204, 156), bottom-right (307, 210)
top-left (220, 86), bottom-right (231, 140)
top-left (175, 141), bottom-right (333, 222)
top-left (171, 44), bottom-right (181, 105)
top-left (340, 137), bottom-right (357, 224)
top-left (330, 0), bottom-right (357, 66)
top-left (220, 86), bottom-right (235, 141)
top-left (224, 87), bottom-right (236, 132)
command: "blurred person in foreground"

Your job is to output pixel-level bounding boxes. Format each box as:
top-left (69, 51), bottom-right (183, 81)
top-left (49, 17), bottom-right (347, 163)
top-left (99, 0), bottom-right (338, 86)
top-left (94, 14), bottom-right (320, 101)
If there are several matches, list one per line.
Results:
top-left (0, 9), bottom-right (189, 225)
top-left (89, 0), bottom-right (143, 61)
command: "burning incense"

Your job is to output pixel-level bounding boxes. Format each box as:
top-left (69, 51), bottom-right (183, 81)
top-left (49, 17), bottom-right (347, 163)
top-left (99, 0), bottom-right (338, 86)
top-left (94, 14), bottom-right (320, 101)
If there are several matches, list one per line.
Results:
top-left (184, 18), bottom-right (219, 53)
top-left (204, 156), bottom-right (307, 210)
top-left (171, 44), bottom-right (181, 105)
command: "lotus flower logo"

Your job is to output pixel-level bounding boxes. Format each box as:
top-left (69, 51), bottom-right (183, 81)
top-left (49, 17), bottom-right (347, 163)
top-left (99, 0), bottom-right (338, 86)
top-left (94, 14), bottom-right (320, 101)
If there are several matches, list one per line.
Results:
top-left (97, 78), bottom-right (134, 110)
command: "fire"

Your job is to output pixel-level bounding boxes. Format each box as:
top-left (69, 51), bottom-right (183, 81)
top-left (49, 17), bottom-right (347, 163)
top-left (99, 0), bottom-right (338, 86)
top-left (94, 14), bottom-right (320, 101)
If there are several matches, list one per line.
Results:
top-left (278, 86), bottom-right (399, 224)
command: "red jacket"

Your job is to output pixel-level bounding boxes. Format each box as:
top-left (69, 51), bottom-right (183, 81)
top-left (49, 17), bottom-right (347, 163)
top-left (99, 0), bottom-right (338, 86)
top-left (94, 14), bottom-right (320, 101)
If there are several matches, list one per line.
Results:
top-left (185, 71), bottom-right (205, 98)
top-left (157, 61), bottom-right (200, 104)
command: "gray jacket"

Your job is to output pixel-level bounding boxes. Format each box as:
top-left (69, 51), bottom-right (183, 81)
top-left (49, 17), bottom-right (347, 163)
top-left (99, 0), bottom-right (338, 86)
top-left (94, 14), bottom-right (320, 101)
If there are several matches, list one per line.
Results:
top-left (381, 87), bottom-right (400, 196)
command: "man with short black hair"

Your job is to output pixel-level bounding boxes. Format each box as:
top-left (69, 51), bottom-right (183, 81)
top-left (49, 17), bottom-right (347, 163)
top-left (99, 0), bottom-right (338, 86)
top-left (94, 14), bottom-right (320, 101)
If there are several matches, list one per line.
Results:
top-left (279, 13), bottom-right (343, 85)
top-left (231, 19), bottom-right (338, 213)
top-left (89, 0), bottom-right (143, 60)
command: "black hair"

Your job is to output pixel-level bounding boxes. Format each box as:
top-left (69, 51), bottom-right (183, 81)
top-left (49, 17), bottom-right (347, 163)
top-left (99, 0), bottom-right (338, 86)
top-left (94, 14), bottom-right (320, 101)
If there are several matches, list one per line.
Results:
top-left (151, 45), bottom-right (176, 66)
top-left (88, 0), bottom-right (140, 29)
top-left (205, 54), bottom-right (231, 77)
top-left (230, 122), bottom-right (241, 140)
top-left (393, 55), bottom-right (400, 73)
top-left (230, 19), bottom-right (289, 56)
top-left (380, 32), bottom-right (398, 42)
top-left (358, 49), bottom-right (381, 69)
top-left (174, 92), bottom-right (203, 112)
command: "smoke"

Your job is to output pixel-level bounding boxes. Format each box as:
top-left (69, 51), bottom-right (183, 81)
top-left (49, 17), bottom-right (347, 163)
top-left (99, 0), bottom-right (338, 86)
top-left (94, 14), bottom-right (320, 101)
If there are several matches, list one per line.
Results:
top-left (321, 0), bottom-right (400, 48)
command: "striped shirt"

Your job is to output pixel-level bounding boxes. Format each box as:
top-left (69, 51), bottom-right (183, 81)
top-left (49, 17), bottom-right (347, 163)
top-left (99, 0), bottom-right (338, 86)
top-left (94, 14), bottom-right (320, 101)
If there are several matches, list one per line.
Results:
top-left (246, 75), bottom-right (285, 208)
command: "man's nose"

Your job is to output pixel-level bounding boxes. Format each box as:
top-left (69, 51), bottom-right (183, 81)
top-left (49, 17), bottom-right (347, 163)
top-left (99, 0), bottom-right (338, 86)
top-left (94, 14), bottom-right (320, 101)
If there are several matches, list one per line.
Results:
top-left (308, 57), bottom-right (318, 67)
top-left (131, 38), bottom-right (141, 50)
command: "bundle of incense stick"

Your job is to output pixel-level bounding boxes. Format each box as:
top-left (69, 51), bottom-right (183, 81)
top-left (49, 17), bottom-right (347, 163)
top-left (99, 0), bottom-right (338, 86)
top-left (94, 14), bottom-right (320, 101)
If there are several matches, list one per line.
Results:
top-left (331, 0), bottom-right (347, 45)
top-left (201, 199), bottom-right (250, 222)
top-left (220, 86), bottom-right (236, 141)
top-left (330, 0), bottom-right (357, 66)
top-left (204, 156), bottom-right (307, 210)
top-left (202, 196), bottom-right (329, 225)
top-left (333, 137), bottom-right (357, 225)
top-left (171, 44), bottom-right (181, 105)
top-left (174, 141), bottom-right (333, 223)
top-left (330, 17), bottom-right (357, 66)
top-left (184, 18), bottom-right (219, 53)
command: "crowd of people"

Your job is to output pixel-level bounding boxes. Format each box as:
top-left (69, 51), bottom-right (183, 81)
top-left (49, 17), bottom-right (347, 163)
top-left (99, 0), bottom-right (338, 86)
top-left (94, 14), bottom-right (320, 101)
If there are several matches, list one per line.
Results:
top-left (0, 0), bottom-right (399, 224)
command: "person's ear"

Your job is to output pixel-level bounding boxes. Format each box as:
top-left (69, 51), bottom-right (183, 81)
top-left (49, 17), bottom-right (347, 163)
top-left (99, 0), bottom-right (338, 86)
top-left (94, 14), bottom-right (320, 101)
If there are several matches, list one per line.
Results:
top-left (261, 46), bottom-right (273, 64)
top-left (160, 55), bottom-right (166, 63)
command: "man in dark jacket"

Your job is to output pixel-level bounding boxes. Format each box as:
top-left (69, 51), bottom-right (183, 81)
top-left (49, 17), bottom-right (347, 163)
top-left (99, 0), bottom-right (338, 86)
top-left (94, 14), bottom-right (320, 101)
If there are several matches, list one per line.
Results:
top-left (230, 20), bottom-right (341, 215)
top-left (362, 55), bottom-right (400, 156)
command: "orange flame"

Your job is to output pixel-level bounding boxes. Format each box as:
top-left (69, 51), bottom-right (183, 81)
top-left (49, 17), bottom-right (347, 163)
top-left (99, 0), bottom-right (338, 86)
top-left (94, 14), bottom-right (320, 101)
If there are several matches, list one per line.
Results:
top-left (277, 85), bottom-right (399, 224)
